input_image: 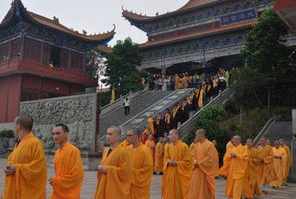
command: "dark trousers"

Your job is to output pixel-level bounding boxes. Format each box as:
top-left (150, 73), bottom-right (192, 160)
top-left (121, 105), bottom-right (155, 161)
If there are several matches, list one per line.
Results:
top-left (124, 106), bottom-right (130, 115)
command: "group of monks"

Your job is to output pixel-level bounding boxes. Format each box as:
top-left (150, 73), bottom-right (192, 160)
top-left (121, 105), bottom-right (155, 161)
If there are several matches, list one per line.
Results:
top-left (1, 116), bottom-right (84, 199)
top-left (220, 136), bottom-right (292, 199)
top-left (144, 73), bottom-right (227, 141)
top-left (1, 115), bottom-right (293, 199)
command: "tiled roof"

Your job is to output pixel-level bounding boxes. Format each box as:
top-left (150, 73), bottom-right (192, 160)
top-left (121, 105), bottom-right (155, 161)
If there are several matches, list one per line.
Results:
top-left (140, 19), bottom-right (256, 48)
top-left (122, 0), bottom-right (220, 22)
top-left (1, 0), bottom-right (115, 43)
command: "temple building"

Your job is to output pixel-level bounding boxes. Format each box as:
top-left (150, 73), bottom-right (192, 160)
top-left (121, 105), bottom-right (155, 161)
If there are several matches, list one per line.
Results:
top-left (123, 0), bottom-right (294, 74)
top-left (0, 0), bottom-right (115, 122)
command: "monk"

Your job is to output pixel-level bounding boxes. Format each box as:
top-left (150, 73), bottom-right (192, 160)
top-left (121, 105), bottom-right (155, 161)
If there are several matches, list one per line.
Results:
top-left (162, 129), bottom-right (193, 199)
top-left (256, 138), bottom-right (276, 193)
top-left (120, 138), bottom-right (130, 148)
top-left (126, 128), bottom-right (153, 199)
top-left (49, 124), bottom-right (84, 199)
top-left (2, 115), bottom-right (47, 199)
top-left (187, 129), bottom-right (219, 199)
top-left (95, 126), bottom-right (132, 199)
top-left (270, 140), bottom-right (285, 188)
top-left (219, 137), bottom-right (234, 177)
top-left (243, 139), bottom-right (260, 199)
top-left (145, 134), bottom-right (156, 165)
top-left (147, 114), bottom-right (155, 136)
top-left (155, 137), bottom-right (165, 174)
top-left (279, 139), bottom-right (292, 183)
top-left (198, 84), bottom-right (205, 108)
top-left (225, 135), bottom-right (248, 199)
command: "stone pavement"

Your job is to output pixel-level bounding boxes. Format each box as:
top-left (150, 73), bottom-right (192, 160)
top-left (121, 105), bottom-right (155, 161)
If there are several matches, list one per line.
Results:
top-left (1, 158), bottom-right (296, 198)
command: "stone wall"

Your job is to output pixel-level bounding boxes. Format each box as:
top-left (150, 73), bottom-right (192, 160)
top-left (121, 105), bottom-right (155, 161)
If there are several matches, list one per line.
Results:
top-left (20, 93), bottom-right (98, 153)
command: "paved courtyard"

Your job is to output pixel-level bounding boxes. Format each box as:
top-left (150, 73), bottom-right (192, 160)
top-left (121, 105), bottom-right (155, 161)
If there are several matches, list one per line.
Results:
top-left (1, 158), bottom-right (296, 198)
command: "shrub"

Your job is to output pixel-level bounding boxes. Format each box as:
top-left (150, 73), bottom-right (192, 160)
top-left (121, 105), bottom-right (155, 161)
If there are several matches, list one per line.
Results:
top-left (0, 130), bottom-right (14, 138)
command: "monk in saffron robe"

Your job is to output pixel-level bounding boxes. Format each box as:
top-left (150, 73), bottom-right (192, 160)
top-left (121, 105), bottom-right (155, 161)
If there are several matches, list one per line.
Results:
top-left (279, 139), bottom-right (292, 182)
top-left (162, 129), bottom-right (193, 199)
top-left (126, 128), bottom-right (153, 199)
top-left (219, 137), bottom-right (234, 177)
top-left (2, 115), bottom-right (47, 199)
top-left (198, 85), bottom-right (205, 108)
top-left (147, 114), bottom-right (155, 136)
top-left (243, 139), bottom-right (261, 199)
top-left (255, 138), bottom-right (276, 194)
top-left (270, 141), bottom-right (285, 188)
top-left (95, 126), bottom-right (132, 199)
top-left (155, 137), bottom-right (165, 174)
top-left (120, 139), bottom-right (131, 148)
top-left (145, 135), bottom-right (156, 165)
top-left (187, 129), bottom-right (219, 199)
top-left (49, 124), bottom-right (84, 199)
top-left (225, 135), bottom-right (248, 199)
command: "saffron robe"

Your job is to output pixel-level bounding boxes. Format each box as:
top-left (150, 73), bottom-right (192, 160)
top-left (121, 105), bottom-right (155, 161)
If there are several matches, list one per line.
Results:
top-left (259, 145), bottom-right (276, 185)
top-left (270, 147), bottom-right (285, 188)
top-left (243, 147), bottom-right (261, 199)
top-left (219, 141), bottom-right (234, 177)
top-left (282, 145), bottom-right (292, 181)
top-left (95, 145), bottom-right (132, 199)
top-left (130, 144), bottom-right (153, 199)
top-left (3, 132), bottom-right (47, 199)
top-left (225, 144), bottom-right (248, 199)
top-left (155, 142), bottom-right (165, 173)
top-left (145, 139), bottom-right (156, 164)
top-left (51, 143), bottom-right (84, 199)
top-left (187, 139), bottom-right (219, 199)
top-left (162, 140), bottom-right (193, 199)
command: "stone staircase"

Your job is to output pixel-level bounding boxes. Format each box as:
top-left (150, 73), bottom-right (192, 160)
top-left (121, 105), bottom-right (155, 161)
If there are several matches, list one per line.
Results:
top-left (99, 90), bottom-right (172, 138)
top-left (179, 88), bottom-right (234, 137)
top-left (120, 89), bottom-right (194, 133)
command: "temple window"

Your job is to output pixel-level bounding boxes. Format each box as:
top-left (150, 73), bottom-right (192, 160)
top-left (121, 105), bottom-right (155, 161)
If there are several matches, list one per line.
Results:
top-left (50, 46), bottom-right (61, 68)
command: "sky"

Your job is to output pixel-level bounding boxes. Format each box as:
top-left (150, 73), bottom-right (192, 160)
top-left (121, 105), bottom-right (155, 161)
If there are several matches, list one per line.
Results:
top-left (0, 0), bottom-right (189, 46)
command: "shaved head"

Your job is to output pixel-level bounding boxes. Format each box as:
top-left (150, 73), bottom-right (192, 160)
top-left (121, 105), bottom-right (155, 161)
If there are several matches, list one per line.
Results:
top-left (195, 129), bottom-right (206, 142)
top-left (108, 126), bottom-right (121, 136)
top-left (15, 115), bottom-right (33, 131)
top-left (106, 126), bottom-right (121, 146)
top-left (168, 129), bottom-right (179, 143)
top-left (232, 135), bottom-right (241, 146)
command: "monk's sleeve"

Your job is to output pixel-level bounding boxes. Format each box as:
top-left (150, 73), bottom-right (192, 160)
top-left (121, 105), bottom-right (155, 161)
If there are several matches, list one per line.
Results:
top-left (53, 149), bottom-right (84, 189)
top-left (176, 145), bottom-right (193, 173)
top-left (104, 149), bottom-right (132, 182)
top-left (236, 148), bottom-right (248, 161)
top-left (14, 141), bottom-right (46, 181)
top-left (133, 149), bottom-right (153, 187)
top-left (264, 149), bottom-right (273, 164)
top-left (199, 145), bottom-right (219, 173)
top-left (223, 149), bottom-right (232, 162)
top-left (163, 145), bottom-right (170, 171)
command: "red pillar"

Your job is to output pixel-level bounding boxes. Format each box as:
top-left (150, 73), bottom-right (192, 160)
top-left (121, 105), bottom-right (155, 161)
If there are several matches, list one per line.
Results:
top-left (0, 75), bottom-right (22, 122)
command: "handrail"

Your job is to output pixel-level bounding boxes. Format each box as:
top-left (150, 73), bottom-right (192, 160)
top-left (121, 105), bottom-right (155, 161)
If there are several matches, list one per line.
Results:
top-left (253, 116), bottom-right (278, 144)
top-left (119, 89), bottom-right (180, 129)
top-left (179, 88), bottom-right (232, 137)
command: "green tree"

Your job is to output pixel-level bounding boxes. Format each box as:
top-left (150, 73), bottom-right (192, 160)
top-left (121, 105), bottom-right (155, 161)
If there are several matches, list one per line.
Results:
top-left (234, 9), bottom-right (295, 108)
top-left (242, 9), bottom-right (290, 78)
top-left (103, 38), bottom-right (143, 97)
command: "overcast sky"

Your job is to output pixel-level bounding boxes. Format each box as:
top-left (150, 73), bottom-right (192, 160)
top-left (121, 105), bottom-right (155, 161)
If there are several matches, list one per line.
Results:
top-left (0, 0), bottom-right (188, 46)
